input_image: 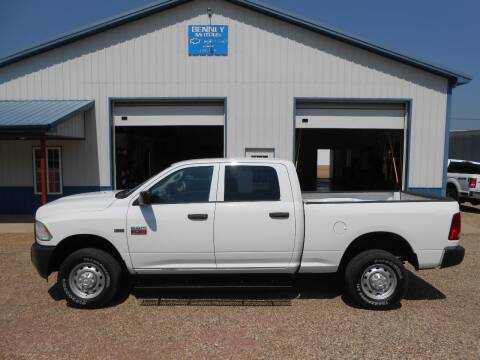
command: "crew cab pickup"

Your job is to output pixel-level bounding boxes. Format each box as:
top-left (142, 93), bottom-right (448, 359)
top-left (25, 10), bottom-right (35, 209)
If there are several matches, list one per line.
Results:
top-left (31, 159), bottom-right (464, 309)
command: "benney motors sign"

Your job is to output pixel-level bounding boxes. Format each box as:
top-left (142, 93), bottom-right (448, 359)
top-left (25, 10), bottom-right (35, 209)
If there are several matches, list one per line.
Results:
top-left (188, 25), bottom-right (228, 56)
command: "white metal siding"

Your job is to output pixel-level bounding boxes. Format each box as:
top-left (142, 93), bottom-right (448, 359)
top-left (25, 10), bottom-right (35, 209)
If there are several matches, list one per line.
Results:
top-left (47, 112), bottom-right (85, 138)
top-left (0, 141), bottom-right (33, 186)
top-left (0, 0), bottom-right (449, 188)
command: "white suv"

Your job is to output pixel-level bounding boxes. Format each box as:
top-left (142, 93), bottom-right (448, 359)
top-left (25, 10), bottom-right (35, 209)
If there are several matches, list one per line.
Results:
top-left (447, 159), bottom-right (480, 205)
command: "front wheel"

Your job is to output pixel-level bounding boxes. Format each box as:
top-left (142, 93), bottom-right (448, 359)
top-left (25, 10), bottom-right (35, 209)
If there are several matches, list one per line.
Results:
top-left (344, 250), bottom-right (408, 310)
top-left (58, 248), bottom-right (122, 308)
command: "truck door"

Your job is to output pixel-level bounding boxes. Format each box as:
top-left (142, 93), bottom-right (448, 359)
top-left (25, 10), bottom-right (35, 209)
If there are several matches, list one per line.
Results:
top-left (213, 163), bottom-right (296, 270)
top-left (127, 164), bottom-right (218, 271)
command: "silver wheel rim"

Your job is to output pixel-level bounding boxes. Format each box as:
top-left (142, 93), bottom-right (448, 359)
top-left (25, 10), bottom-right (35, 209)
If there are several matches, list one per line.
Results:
top-left (360, 264), bottom-right (398, 301)
top-left (68, 262), bottom-right (106, 299)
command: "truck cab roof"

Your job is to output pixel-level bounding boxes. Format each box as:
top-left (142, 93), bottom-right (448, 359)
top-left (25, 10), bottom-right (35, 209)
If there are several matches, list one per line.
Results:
top-left (171, 158), bottom-right (293, 167)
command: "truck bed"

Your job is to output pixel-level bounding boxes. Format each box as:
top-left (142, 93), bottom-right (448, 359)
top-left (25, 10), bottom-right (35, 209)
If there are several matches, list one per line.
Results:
top-left (299, 191), bottom-right (458, 273)
top-left (302, 191), bottom-right (440, 203)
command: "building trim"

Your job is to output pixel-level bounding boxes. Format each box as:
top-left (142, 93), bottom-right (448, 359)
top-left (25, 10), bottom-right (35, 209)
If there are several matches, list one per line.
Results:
top-left (442, 82), bottom-right (453, 196)
top-left (406, 187), bottom-right (443, 197)
top-left (0, 0), bottom-right (471, 85)
top-left (108, 97), bottom-right (228, 189)
top-left (404, 100), bottom-right (413, 192)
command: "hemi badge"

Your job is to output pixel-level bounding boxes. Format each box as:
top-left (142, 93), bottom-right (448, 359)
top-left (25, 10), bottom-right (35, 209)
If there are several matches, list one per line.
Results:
top-left (114, 229), bottom-right (124, 233)
top-left (131, 226), bottom-right (147, 235)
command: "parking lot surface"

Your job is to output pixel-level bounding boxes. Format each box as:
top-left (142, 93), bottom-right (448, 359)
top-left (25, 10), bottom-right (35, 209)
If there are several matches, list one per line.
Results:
top-left (1, 208), bottom-right (479, 359)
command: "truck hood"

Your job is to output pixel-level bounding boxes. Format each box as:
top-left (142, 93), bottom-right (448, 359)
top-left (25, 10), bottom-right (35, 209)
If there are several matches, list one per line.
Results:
top-left (36, 191), bottom-right (118, 220)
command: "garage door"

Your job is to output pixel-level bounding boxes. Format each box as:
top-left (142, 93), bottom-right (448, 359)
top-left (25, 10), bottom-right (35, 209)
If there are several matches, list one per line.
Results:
top-left (113, 103), bottom-right (224, 126)
top-left (113, 102), bottom-right (224, 189)
top-left (295, 102), bottom-right (405, 129)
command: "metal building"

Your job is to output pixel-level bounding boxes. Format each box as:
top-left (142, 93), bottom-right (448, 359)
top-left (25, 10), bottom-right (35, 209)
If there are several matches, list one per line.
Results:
top-left (450, 130), bottom-right (480, 163)
top-left (0, 0), bottom-right (472, 214)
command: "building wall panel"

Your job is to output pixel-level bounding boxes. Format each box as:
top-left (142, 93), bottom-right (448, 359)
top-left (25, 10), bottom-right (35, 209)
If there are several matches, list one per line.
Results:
top-left (0, 0), bottom-right (449, 188)
top-left (48, 112), bottom-right (85, 138)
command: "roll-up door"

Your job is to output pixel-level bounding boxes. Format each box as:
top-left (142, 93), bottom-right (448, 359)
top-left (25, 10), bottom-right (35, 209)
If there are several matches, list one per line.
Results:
top-left (113, 103), bottom-right (224, 126)
top-left (295, 102), bottom-right (405, 129)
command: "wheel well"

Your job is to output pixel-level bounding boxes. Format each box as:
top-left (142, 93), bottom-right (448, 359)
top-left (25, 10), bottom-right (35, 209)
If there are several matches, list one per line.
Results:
top-left (49, 235), bottom-right (127, 274)
top-left (339, 232), bottom-right (418, 271)
top-left (447, 182), bottom-right (457, 191)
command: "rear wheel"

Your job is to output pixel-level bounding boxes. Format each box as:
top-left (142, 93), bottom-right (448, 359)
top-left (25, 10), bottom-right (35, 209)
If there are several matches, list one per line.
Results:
top-left (344, 249), bottom-right (408, 310)
top-left (447, 184), bottom-right (459, 202)
top-left (58, 248), bottom-right (122, 308)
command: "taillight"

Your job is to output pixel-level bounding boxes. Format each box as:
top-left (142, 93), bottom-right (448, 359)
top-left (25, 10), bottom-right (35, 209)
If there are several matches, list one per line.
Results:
top-left (449, 213), bottom-right (461, 240)
top-left (468, 177), bottom-right (477, 188)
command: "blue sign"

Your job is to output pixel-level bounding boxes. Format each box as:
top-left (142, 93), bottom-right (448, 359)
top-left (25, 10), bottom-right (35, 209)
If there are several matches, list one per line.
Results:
top-left (188, 25), bottom-right (228, 56)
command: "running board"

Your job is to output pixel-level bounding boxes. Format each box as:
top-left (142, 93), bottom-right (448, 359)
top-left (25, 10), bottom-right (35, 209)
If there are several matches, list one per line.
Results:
top-left (133, 274), bottom-right (295, 289)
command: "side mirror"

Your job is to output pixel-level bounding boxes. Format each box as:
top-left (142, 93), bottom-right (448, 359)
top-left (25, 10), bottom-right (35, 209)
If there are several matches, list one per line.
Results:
top-left (138, 191), bottom-right (152, 206)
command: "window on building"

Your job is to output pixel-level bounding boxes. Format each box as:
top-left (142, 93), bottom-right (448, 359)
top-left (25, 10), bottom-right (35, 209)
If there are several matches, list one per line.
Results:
top-left (148, 166), bottom-right (213, 204)
top-left (33, 147), bottom-right (63, 195)
top-left (224, 165), bottom-right (280, 202)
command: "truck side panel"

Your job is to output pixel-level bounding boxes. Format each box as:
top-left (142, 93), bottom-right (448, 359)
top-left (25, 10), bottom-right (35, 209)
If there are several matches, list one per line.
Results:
top-left (299, 200), bottom-right (459, 273)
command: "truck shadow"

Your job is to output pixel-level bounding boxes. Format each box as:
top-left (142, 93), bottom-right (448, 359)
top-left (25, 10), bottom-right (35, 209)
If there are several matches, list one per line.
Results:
top-left (460, 204), bottom-right (480, 214)
top-left (48, 270), bottom-right (446, 309)
top-left (404, 271), bottom-right (446, 300)
top-left (130, 271), bottom-right (446, 308)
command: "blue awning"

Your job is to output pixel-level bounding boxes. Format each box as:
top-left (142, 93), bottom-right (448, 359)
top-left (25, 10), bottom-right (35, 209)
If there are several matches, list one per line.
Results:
top-left (0, 100), bottom-right (93, 132)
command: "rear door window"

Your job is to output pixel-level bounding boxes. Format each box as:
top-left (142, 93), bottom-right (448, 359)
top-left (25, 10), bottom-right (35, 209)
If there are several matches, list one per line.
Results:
top-left (449, 162), bottom-right (480, 175)
top-left (465, 164), bottom-right (480, 175)
top-left (224, 166), bottom-right (280, 202)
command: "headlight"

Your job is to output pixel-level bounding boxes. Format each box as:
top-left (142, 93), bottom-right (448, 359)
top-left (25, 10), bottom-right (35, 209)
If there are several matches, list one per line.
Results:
top-left (35, 220), bottom-right (52, 241)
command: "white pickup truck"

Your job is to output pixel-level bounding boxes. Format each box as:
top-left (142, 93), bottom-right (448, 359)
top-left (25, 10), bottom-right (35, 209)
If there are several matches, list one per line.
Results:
top-left (31, 159), bottom-right (464, 310)
top-left (447, 159), bottom-right (480, 205)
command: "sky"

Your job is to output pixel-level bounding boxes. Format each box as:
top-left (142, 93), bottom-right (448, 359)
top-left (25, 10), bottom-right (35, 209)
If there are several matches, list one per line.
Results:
top-left (0, 0), bottom-right (478, 130)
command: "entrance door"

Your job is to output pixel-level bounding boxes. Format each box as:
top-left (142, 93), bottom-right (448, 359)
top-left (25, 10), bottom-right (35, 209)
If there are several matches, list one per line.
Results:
top-left (127, 164), bottom-right (219, 271)
top-left (213, 163), bottom-right (296, 270)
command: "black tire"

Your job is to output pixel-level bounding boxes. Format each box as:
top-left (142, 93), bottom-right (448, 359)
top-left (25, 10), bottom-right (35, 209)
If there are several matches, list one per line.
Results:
top-left (58, 248), bottom-right (122, 308)
top-left (344, 249), bottom-right (408, 310)
top-left (447, 184), bottom-right (459, 202)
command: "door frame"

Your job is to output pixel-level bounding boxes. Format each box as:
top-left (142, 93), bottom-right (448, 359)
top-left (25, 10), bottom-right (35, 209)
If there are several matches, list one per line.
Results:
top-left (108, 97), bottom-right (228, 190)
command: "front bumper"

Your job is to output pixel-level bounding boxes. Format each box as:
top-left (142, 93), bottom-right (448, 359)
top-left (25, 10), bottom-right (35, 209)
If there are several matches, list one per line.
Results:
top-left (31, 242), bottom-right (56, 279)
top-left (440, 246), bottom-right (465, 268)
